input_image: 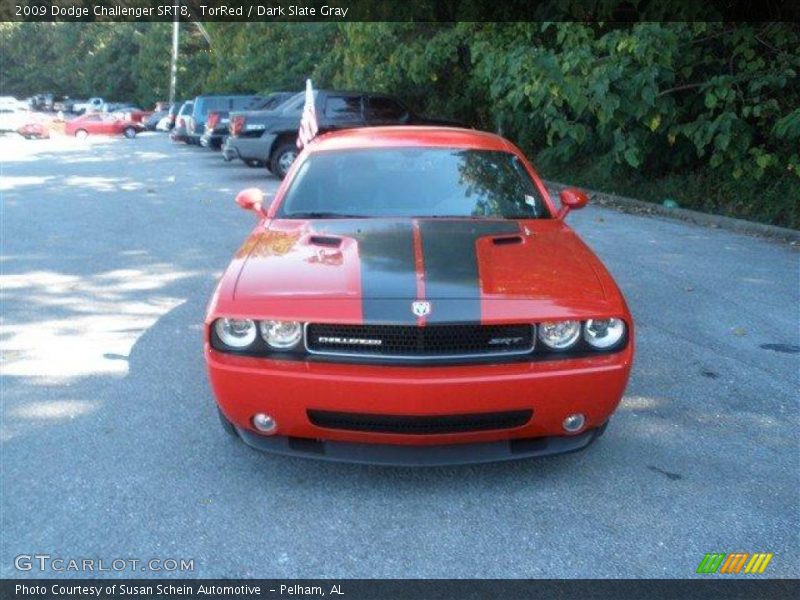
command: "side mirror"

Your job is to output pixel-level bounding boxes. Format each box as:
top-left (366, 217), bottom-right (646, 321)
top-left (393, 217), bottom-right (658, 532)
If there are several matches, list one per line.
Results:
top-left (235, 187), bottom-right (266, 216)
top-left (558, 188), bottom-right (589, 219)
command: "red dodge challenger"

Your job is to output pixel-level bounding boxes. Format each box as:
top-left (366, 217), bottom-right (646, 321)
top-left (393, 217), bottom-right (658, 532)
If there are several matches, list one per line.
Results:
top-left (205, 127), bottom-right (634, 465)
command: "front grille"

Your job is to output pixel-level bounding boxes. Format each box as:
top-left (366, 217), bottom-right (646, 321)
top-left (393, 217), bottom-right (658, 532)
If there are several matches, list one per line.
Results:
top-left (305, 323), bottom-right (534, 360)
top-left (307, 409), bottom-right (533, 434)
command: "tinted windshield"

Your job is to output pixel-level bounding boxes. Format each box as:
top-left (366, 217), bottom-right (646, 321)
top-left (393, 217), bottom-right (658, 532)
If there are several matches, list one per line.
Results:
top-left (278, 148), bottom-right (550, 219)
top-left (279, 92), bottom-right (307, 115)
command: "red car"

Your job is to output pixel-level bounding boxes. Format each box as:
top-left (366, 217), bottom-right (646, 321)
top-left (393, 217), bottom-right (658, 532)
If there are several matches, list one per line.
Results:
top-left (65, 113), bottom-right (142, 138)
top-left (18, 122), bottom-right (50, 139)
top-left (205, 127), bottom-right (634, 465)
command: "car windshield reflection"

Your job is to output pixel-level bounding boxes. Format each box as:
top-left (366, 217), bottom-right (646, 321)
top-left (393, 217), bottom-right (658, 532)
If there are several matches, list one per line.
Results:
top-left (279, 148), bottom-right (551, 219)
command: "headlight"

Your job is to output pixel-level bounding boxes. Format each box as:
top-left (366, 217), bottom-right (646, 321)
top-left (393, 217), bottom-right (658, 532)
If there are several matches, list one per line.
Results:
top-left (538, 320), bottom-right (581, 350)
top-left (214, 318), bottom-right (257, 348)
top-left (259, 320), bottom-right (303, 350)
top-left (584, 318), bottom-right (626, 349)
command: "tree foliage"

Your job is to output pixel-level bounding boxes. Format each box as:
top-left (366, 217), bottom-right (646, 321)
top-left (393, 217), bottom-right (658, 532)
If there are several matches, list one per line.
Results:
top-left (1, 21), bottom-right (797, 226)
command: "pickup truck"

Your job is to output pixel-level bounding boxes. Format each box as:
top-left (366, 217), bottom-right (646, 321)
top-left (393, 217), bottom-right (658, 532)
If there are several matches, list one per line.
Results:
top-left (185, 95), bottom-right (266, 146)
top-left (200, 92), bottom-right (295, 150)
top-left (221, 89), bottom-right (464, 178)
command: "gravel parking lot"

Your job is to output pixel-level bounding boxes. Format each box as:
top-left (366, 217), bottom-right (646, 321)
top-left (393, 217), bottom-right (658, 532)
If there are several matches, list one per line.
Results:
top-left (1, 133), bottom-right (798, 578)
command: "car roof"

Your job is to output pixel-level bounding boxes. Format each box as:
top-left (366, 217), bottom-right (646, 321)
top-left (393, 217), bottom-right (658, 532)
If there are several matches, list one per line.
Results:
top-left (194, 94), bottom-right (261, 100)
top-left (308, 126), bottom-right (514, 153)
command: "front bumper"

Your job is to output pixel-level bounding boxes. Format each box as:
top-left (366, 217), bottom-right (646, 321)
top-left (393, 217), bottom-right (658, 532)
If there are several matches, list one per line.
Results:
top-left (207, 346), bottom-right (632, 462)
top-left (235, 422), bottom-right (607, 466)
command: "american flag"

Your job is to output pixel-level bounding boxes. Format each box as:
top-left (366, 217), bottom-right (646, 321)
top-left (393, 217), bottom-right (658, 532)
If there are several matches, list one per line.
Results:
top-left (297, 79), bottom-right (318, 149)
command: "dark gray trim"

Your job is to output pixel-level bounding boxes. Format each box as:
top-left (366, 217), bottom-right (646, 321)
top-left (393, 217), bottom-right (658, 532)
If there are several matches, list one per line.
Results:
top-left (419, 220), bottom-right (521, 323)
top-left (316, 220), bottom-right (419, 324)
top-left (235, 423), bottom-right (607, 466)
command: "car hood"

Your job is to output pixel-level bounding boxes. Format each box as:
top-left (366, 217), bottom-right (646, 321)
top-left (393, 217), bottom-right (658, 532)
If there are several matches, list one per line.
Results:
top-left (232, 218), bottom-right (613, 324)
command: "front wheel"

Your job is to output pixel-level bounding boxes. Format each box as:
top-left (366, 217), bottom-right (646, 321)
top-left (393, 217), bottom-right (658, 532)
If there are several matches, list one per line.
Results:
top-left (75, 129), bottom-right (88, 139)
top-left (270, 142), bottom-right (298, 179)
top-left (123, 127), bottom-right (137, 139)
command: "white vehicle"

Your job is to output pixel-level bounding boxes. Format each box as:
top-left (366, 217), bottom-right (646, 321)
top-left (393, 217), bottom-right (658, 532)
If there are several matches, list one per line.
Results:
top-left (72, 97), bottom-right (105, 114)
top-left (0, 106), bottom-right (30, 133)
top-left (0, 96), bottom-right (26, 112)
top-left (156, 116), bottom-right (171, 131)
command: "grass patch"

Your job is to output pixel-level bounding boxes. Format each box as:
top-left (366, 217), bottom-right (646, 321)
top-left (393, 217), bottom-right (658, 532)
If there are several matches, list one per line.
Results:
top-left (538, 155), bottom-right (799, 230)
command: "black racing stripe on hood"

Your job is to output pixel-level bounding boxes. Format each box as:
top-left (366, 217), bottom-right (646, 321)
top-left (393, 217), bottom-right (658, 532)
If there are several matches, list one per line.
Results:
top-left (419, 220), bottom-right (521, 324)
top-left (315, 220), bottom-right (418, 324)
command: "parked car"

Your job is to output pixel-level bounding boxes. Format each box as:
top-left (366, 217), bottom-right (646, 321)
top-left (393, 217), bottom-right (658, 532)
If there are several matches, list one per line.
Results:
top-left (186, 95), bottom-right (263, 145)
top-left (71, 97), bottom-right (105, 114)
top-left (18, 121), bottom-right (50, 139)
top-left (0, 105), bottom-right (30, 133)
top-left (170, 101), bottom-right (193, 142)
top-left (206, 126), bottom-right (634, 465)
top-left (65, 113), bottom-right (143, 138)
top-left (0, 95), bottom-right (25, 110)
top-left (222, 89), bottom-right (463, 178)
top-left (105, 104), bottom-right (151, 124)
top-left (156, 115), bottom-right (172, 131)
top-left (200, 92), bottom-right (295, 150)
top-left (29, 93), bottom-right (54, 112)
top-left (143, 110), bottom-right (168, 131)
top-left (52, 96), bottom-right (71, 113)
top-left (164, 102), bottom-right (182, 130)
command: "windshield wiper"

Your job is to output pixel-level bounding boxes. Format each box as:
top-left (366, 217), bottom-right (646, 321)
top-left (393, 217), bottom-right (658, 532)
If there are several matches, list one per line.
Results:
top-left (284, 212), bottom-right (369, 219)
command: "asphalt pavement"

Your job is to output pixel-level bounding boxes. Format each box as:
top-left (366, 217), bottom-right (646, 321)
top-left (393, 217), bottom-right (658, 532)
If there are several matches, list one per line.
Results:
top-left (1, 132), bottom-right (798, 579)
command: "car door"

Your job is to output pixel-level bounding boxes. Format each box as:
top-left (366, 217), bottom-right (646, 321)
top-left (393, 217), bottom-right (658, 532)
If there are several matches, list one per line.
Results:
top-left (82, 114), bottom-right (102, 133)
top-left (321, 94), bottom-right (365, 131)
top-left (365, 96), bottom-right (410, 126)
top-left (101, 114), bottom-right (119, 134)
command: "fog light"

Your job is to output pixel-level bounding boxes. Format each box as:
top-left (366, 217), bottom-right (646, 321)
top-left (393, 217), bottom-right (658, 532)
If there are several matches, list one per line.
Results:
top-left (252, 413), bottom-right (277, 435)
top-left (562, 413), bottom-right (586, 433)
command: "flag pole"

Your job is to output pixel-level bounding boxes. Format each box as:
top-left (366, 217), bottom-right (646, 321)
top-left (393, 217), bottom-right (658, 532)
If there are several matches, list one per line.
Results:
top-left (168, 15), bottom-right (179, 106)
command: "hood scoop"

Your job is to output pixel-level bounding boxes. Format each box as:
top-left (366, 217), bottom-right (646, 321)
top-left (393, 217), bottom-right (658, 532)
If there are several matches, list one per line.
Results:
top-left (308, 235), bottom-right (343, 248)
top-left (491, 235), bottom-right (524, 246)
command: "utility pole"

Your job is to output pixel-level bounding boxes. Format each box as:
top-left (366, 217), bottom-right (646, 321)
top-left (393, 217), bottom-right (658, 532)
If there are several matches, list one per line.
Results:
top-left (168, 15), bottom-right (179, 105)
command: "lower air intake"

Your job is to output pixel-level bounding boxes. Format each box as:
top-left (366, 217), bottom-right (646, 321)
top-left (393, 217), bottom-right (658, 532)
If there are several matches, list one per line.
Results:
top-left (307, 409), bottom-right (533, 435)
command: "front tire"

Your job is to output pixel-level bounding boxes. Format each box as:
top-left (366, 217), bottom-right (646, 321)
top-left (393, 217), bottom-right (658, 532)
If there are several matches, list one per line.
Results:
top-left (270, 142), bottom-right (298, 179)
top-left (75, 129), bottom-right (88, 139)
top-left (123, 127), bottom-right (137, 139)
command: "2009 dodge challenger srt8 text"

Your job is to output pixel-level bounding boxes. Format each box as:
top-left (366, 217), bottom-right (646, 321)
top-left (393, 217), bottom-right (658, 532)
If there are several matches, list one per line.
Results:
top-left (204, 126), bottom-right (634, 465)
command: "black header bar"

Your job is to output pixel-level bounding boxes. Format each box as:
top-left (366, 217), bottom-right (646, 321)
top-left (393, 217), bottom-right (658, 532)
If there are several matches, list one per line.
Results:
top-left (2, 578), bottom-right (798, 600)
top-left (2, 0), bottom-right (798, 23)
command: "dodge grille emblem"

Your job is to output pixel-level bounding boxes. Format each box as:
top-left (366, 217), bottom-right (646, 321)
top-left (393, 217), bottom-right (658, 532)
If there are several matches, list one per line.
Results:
top-left (412, 301), bottom-right (432, 317)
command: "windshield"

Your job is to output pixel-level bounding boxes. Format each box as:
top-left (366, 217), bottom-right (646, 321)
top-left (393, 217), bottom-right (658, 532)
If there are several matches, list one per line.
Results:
top-left (279, 92), bottom-right (309, 115)
top-left (278, 148), bottom-right (551, 219)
